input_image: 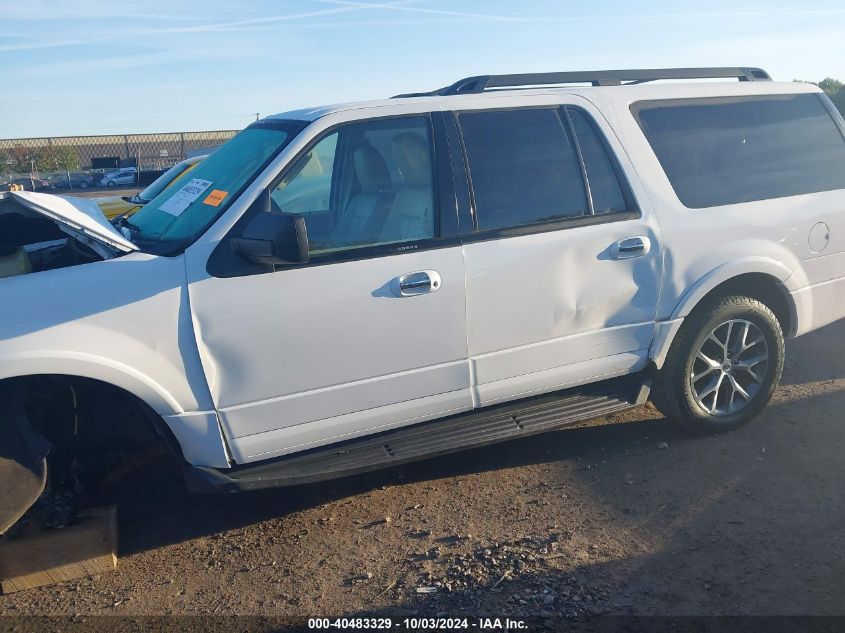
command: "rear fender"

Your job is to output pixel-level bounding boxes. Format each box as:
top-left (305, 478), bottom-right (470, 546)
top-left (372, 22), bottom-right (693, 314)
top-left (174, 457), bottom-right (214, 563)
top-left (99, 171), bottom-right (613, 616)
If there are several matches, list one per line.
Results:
top-left (650, 256), bottom-right (803, 368)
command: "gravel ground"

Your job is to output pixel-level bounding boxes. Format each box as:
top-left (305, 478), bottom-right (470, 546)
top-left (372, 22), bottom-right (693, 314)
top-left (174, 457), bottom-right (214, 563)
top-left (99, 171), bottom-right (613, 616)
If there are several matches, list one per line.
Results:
top-left (1, 320), bottom-right (844, 620)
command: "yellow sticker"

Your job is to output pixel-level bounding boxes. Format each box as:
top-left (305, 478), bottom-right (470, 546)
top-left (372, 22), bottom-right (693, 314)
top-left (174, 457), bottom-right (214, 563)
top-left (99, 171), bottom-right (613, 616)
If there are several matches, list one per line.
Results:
top-left (203, 189), bottom-right (228, 207)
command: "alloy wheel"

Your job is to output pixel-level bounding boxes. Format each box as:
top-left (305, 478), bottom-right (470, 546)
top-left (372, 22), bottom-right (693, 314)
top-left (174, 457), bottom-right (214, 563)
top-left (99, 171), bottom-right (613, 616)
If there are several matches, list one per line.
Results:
top-left (689, 319), bottom-right (770, 416)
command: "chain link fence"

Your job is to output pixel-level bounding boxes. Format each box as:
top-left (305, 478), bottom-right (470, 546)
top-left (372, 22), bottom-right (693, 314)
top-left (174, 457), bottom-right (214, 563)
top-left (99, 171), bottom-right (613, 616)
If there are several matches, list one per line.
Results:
top-left (0, 130), bottom-right (239, 191)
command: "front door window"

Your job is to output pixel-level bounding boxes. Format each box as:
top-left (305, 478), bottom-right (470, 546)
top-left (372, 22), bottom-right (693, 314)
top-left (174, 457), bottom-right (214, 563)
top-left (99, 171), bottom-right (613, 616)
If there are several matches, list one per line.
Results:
top-left (270, 116), bottom-right (437, 254)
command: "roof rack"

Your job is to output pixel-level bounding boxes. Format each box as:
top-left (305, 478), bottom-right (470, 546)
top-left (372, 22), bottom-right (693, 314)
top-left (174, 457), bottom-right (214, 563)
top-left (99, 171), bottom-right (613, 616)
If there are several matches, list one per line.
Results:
top-left (392, 67), bottom-right (772, 98)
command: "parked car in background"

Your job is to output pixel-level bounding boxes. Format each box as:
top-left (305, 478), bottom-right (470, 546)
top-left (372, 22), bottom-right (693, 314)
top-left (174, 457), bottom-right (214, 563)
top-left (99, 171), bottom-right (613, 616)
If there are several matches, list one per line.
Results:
top-left (48, 172), bottom-right (94, 190)
top-left (93, 156), bottom-right (205, 219)
top-left (2, 66), bottom-right (845, 534)
top-left (7, 176), bottom-right (52, 191)
top-left (98, 167), bottom-right (137, 187)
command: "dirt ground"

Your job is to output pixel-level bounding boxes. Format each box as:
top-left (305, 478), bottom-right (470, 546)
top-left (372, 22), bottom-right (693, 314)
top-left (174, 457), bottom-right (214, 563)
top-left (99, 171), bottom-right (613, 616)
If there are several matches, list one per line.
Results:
top-left (1, 319), bottom-right (844, 622)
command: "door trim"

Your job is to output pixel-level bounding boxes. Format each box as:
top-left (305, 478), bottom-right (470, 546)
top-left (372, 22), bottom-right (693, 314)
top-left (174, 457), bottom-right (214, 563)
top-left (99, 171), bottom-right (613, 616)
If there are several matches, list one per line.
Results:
top-left (227, 387), bottom-right (473, 463)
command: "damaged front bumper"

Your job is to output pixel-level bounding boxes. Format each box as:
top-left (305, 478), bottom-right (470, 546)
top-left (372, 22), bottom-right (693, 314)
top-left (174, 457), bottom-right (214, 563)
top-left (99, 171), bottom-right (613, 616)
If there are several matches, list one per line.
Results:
top-left (0, 384), bottom-right (50, 534)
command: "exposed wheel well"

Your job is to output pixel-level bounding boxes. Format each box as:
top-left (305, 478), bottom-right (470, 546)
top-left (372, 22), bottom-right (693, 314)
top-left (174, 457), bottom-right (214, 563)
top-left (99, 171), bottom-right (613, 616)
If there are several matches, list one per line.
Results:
top-left (0, 375), bottom-right (187, 531)
top-left (693, 273), bottom-right (793, 336)
top-left (0, 374), bottom-right (184, 463)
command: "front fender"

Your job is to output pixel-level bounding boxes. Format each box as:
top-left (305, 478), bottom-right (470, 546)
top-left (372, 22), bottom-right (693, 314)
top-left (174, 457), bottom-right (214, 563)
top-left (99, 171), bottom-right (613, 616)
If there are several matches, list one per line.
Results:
top-left (0, 351), bottom-right (184, 416)
top-left (0, 354), bottom-right (231, 468)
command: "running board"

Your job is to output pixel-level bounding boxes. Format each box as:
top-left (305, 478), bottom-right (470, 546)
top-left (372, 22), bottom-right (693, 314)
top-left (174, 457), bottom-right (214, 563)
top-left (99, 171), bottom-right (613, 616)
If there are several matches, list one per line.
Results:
top-left (185, 375), bottom-right (648, 493)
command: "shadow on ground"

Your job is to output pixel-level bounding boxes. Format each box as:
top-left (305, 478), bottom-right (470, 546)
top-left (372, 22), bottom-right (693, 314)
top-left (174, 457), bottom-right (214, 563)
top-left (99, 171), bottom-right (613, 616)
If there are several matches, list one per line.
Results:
top-left (14, 319), bottom-right (840, 618)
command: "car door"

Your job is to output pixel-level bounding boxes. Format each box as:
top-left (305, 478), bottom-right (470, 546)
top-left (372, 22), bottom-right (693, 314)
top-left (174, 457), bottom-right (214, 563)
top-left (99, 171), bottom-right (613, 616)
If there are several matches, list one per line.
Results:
top-left (188, 114), bottom-right (472, 464)
top-left (451, 102), bottom-right (663, 407)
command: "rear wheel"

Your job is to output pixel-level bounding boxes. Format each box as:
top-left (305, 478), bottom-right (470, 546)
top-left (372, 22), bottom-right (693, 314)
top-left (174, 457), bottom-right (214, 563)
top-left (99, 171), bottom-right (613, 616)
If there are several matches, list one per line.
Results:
top-left (653, 296), bottom-right (785, 433)
top-left (106, 180), bottom-right (116, 187)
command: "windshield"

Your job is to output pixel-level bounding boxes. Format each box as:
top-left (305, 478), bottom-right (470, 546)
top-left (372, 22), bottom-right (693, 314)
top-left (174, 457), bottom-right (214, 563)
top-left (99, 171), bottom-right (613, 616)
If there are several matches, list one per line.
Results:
top-left (134, 158), bottom-right (202, 203)
top-left (127, 121), bottom-right (303, 253)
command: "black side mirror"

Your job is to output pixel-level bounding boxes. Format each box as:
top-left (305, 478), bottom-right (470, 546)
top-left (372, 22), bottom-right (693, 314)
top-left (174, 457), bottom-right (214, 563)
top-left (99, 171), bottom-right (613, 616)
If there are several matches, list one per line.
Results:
top-left (231, 212), bottom-right (309, 266)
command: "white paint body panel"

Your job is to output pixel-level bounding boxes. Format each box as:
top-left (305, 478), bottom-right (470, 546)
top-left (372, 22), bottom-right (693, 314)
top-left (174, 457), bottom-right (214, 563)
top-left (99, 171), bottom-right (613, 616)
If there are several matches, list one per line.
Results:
top-left (2, 79), bottom-right (845, 471)
top-left (187, 249), bottom-right (471, 462)
top-left (463, 224), bottom-right (659, 406)
top-left (11, 191), bottom-right (139, 253)
top-left (0, 248), bottom-right (229, 468)
top-left (592, 82), bottom-right (845, 360)
top-left (455, 95), bottom-right (662, 406)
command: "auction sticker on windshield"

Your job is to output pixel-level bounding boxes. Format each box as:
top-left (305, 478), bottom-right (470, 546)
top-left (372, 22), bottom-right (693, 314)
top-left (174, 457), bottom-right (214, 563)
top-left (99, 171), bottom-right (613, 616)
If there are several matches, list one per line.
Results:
top-left (159, 178), bottom-right (213, 217)
top-left (203, 189), bottom-right (228, 207)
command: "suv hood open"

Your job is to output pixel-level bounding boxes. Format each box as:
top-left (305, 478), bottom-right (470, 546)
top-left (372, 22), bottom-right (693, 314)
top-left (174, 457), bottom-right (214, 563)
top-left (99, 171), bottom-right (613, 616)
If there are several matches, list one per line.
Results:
top-left (11, 191), bottom-right (139, 254)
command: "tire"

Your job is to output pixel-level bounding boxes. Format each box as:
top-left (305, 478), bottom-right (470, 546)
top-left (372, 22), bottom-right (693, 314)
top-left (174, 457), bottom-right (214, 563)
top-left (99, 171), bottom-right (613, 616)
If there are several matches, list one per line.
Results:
top-left (653, 295), bottom-right (785, 434)
top-left (106, 181), bottom-right (116, 187)
top-left (79, 180), bottom-right (89, 189)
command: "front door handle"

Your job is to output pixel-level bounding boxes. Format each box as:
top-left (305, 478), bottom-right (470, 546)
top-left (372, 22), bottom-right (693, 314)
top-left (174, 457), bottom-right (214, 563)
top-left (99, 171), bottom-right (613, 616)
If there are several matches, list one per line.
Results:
top-left (391, 270), bottom-right (442, 297)
top-left (611, 236), bottom-right (651, 260)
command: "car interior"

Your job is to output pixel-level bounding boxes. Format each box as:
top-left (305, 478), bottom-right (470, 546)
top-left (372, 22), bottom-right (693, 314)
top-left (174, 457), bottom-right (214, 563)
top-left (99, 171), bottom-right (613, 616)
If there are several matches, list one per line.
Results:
top-left (271, 119), bottom-right (436, 254)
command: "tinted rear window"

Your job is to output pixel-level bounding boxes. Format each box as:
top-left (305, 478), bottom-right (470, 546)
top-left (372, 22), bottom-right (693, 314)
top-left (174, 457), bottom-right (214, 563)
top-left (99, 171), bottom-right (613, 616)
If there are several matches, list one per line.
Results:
top-left (632, 94), bottom-right (845, 208)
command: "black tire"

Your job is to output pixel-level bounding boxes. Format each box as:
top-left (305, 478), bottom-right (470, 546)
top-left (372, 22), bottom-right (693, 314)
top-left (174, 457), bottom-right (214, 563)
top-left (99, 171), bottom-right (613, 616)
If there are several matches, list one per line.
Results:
top-left (106, 181), bottom-right (116, 187)
top-left (78, 180), bottom-right (89, 189)
top-left (652, 295), bottom-right (785, 434)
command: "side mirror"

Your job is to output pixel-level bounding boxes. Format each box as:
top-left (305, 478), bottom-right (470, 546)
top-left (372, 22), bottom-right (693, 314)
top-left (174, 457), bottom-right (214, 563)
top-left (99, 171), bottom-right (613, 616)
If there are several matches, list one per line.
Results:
top-left (231, 212), bottom-right (309, 266)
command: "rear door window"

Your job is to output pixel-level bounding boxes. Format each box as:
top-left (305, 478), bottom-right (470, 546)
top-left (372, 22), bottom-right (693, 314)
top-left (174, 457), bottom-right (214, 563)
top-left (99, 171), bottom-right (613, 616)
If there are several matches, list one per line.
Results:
top-left (567, 108), bottom-right (628, 215)
top-left (458, 108), bottom-right (588, 231)
top-left (632, 93), bottom-right (845, 208)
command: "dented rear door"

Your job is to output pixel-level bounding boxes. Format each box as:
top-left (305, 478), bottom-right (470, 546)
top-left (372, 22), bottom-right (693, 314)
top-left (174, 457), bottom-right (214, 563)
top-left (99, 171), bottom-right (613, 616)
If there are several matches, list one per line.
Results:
top-left (452, 100), bottom-right (662, 407)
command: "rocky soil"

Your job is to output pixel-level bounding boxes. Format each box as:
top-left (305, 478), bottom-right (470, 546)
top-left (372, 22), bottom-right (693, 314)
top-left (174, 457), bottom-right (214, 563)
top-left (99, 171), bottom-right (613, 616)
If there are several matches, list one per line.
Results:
top-left (2, 320), bottom-right (844, 623)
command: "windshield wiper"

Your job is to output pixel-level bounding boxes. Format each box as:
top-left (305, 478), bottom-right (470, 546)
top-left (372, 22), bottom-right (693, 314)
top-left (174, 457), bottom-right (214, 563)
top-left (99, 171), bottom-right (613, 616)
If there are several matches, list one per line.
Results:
top-left (113, 215), bottom-right (142, 234)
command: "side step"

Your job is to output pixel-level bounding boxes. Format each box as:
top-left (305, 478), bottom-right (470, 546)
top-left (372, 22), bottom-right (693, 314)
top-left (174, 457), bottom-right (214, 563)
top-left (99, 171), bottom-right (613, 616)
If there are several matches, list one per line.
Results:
top-left (186, 375), bottom-right (648, 493)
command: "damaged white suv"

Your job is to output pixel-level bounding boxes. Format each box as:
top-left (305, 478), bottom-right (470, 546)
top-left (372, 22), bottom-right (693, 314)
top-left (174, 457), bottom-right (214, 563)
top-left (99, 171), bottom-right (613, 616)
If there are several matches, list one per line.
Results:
top-left (3, 67), bottom-right (845, 532)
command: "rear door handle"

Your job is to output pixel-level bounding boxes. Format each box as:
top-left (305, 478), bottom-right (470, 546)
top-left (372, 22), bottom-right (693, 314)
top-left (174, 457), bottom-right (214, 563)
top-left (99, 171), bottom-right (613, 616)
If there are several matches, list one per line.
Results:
top-left (391, 270), bottom-right (442, 297)
top-left (611, 236), bottom-right (651, 260)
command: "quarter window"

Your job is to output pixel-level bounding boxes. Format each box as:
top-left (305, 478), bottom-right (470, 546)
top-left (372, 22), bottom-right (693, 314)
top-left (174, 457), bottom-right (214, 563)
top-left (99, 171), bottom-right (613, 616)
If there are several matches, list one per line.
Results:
top-left (632, 94), bottom-right (845, 208)
top-left (271, 117), bottom-right (436, 254)
top-left (459, 108), bottom-right (588, 231)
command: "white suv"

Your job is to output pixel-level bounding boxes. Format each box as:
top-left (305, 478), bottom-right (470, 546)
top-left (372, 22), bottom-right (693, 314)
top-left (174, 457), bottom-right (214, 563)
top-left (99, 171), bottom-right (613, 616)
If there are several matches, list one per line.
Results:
top-left (2, 67), bottom-right (844, 530)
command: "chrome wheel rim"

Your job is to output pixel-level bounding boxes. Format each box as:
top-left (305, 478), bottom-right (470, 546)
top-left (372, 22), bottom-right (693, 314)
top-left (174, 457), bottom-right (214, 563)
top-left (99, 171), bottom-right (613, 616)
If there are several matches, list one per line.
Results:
top-left (690, 319), bottom-right (769, 417)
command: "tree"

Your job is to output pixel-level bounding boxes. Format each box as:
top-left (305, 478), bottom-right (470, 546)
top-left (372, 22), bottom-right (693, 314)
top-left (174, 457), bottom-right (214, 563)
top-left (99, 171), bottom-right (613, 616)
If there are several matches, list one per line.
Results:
top-left (35, 145), bottom-right (80, 172)
top-left (831, 92), bottom-right (845, 118)
top-left (793, 78), bottom-right (845, 116)
top-left (817, 77), bottom-right (843, 95)
top-left (8, 145), bottom-right (38, 174)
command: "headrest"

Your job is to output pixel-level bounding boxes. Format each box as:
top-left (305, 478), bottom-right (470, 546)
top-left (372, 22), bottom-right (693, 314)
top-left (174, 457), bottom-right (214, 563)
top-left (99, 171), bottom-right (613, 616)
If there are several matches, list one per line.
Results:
top-left (353, 144), bottom-right (392, 194)
top-left (392, 133), bottom-right (432, 188)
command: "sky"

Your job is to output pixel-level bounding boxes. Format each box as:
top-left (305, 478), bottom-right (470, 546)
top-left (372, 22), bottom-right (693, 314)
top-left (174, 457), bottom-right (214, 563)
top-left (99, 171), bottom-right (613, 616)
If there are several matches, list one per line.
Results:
top-left (1, 0), bottom-right (844, 138)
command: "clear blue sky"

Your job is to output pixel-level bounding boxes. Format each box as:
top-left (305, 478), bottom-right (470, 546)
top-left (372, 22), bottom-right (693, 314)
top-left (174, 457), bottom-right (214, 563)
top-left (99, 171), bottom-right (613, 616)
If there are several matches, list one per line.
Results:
top-left (1, 0), bottom-right (844, 138)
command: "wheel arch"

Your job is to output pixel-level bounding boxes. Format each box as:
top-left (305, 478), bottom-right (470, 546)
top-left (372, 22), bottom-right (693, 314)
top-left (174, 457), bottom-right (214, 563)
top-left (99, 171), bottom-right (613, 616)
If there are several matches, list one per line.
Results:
top-left (0, 354), bottom-right (231, 469)
top-left (677, 272), bottom-right (795, 335)
top-left (0, 373), bottom-right (186, 460)
top-left (0, 374), bottom-right (191, 534)
top-left (651, 259), bottom-right (800, 369)
top-left (0, 353), bottom-right (185, 416)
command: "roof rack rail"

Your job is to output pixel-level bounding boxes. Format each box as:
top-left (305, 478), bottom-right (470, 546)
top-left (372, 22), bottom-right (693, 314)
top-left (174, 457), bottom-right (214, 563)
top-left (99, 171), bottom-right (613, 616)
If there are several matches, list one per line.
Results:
top-left (392, 67), bottom-right (772, 98)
